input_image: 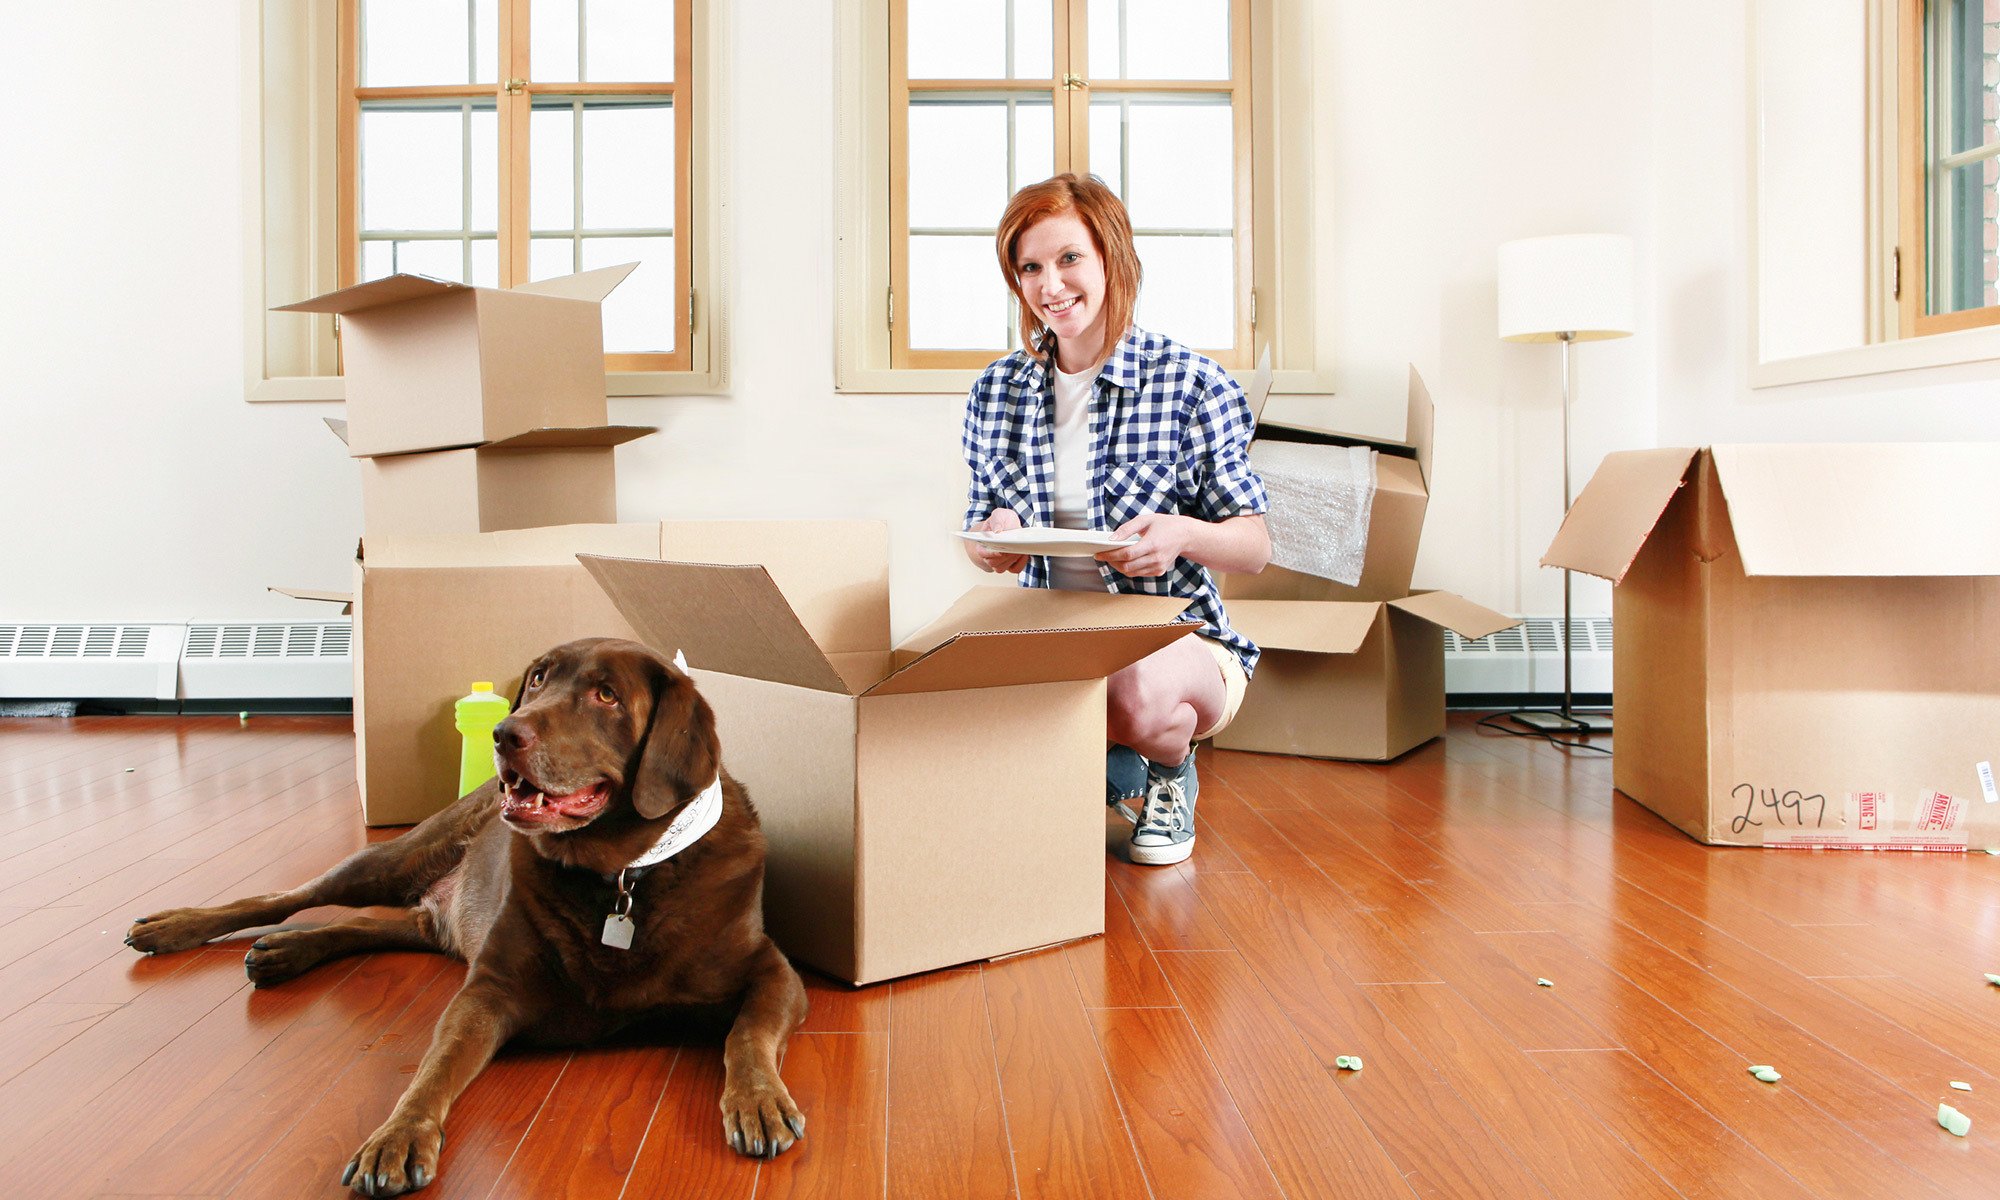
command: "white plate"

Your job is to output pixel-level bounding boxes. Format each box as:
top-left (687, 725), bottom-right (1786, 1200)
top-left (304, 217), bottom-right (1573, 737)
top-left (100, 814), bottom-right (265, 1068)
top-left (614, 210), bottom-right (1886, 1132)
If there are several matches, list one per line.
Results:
top-left (954, 527), bottom-right (1140, 557)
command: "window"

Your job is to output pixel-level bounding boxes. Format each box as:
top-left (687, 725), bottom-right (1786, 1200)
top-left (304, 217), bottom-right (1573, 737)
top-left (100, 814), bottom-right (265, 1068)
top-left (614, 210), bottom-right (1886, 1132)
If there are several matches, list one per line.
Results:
top-left (1898, 0), bottom-right (2000, 336)
top-left (837, 0), bottom-right (1323, 393)
top-left (248, 0), bottom-right (719, 399)
top-left (892, 0), bottom-right (1250, 369)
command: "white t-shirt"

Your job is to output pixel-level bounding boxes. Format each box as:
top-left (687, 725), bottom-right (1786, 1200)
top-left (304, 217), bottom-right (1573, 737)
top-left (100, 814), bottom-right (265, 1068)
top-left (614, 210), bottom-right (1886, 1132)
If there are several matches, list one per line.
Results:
top-left (1049, 364), bottom-right (1107, 591)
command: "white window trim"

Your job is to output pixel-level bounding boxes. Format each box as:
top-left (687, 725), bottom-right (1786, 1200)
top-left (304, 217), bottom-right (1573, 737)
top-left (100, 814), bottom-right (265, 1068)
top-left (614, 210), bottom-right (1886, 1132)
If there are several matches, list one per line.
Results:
top-left (240, 0), bottom-right (729, 403)
top-left (833, 0), bottom-right (1337, 395)
top-left (1748, 0), bottom-right (2000, 388)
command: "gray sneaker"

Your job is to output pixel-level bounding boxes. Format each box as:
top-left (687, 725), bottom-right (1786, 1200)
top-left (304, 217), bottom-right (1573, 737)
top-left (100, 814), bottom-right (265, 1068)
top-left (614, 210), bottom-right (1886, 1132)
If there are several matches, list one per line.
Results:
top-left (1128, 753), bottom-right (1197, 865)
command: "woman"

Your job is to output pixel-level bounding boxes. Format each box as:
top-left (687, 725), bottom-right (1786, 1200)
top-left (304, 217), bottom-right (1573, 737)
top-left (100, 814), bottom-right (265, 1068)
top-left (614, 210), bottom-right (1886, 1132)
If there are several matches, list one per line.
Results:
top-left (959, 174), bottom-right (1270, 866)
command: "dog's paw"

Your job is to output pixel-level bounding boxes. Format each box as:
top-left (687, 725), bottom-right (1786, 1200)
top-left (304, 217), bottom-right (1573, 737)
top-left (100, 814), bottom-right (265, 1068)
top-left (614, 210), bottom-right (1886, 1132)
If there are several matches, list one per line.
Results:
top-left (125, 908), bottom-right (225, 955)
top-left (243, 930), bottom-right (319, 987)
top-left (721, 1076), bottom-right (805, 1159)
top-left (342, 1115), bottom-right (443, 1197)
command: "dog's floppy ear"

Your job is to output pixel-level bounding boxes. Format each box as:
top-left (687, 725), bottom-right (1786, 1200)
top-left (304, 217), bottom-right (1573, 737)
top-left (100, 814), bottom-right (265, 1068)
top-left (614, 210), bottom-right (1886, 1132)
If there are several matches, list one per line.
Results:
top-left (631, 654), bottom-right (721, 820)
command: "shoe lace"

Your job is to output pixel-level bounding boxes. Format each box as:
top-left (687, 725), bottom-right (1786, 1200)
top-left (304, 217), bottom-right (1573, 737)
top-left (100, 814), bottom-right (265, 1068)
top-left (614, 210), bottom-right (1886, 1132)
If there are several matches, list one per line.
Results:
top-left (1137, 777), bottom-right (1188, 837)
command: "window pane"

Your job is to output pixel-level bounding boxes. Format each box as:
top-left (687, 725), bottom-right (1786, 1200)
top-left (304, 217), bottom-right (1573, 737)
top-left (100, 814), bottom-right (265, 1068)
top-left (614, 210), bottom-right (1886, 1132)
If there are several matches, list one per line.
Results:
top-left (531, 235), bottom-right (578, 280)
top-left (361, 107), bottom-right (466, 232)
top-left (533, 0), bottom-right (581, 82)
top-left (585, 0), bottom-right (674, 81)
top-left (584, 236), bottom-right (674, 352)
top-left (476, 0), bottom-right (499, 83)
top-left (1930, 159), bottom-right (1999, 314)
top-left (531, 104), bottom-right (577, 231)
top-left (910, 234), bottom-right (1009, 350)
top-left (470, 108), bottom-right (499, 231)
top-left (583, 103), bottom-right (674, 230)
top-left (400, 239), bottom-right (470, 282)
top-left (1089, 0), bottom-right (1230, 80)
top-left (1088, 101), bottom-right (1123, 193)
top-left (471, 237), bottom-right (500, 287)
top-left (1135, 233), bottom-right (1233, 348)
top-left (362, 240), bottom-right (394, 282)
top-left (909, 99), bottom-right (1053, 229)
top-left (1121, 98), bottom-right (1233, 229)
top-left (1013, 0), bottom-right (1052, 79)
top-left (362, 0), bottom-right (472, 87)
top-left (908, 0), bottom-right (1005, 79)
top-left (1014, 98), bottom-right (1056, 190)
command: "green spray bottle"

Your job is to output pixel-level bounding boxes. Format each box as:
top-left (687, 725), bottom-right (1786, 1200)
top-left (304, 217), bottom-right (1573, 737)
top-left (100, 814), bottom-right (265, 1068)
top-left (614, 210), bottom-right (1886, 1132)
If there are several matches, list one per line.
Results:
top-left (455, 682), bottom-right (511, 797)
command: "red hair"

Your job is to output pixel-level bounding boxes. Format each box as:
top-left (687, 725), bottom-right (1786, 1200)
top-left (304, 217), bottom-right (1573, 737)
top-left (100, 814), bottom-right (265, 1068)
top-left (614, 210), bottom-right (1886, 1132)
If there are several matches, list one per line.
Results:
top-left (995, 174), bottom-right (1141, 364)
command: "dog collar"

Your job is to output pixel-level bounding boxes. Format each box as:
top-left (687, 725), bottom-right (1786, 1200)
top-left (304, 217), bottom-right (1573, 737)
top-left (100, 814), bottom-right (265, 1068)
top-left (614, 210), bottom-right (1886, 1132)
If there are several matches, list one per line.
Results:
top-left (600, 773), bottom-right (723, 951)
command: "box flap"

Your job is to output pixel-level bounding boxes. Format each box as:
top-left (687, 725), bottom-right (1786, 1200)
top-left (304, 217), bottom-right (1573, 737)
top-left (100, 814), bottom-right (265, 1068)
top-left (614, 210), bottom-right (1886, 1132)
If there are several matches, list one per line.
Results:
top-left (895, 586), bottom-right (1193, 659)
top-left (1405, 364), bottom-right (1436, 488)
top-left (268, 586), bottom-right (354, 615)
top-left (1541, 448), bottom-right (1700, 583)
top-left (509, 262), bottom-right (639, 303)
top-left (1387, 590), bottom-right (1520, 640)
top-left (272, 273), bottom-right (468, 315)
top-left (1711, 443), bottom-right (2000, 577)
top-left (324, 417), bottom-right (349, 446)
top-left (1220, 598), bottom-right (1383, 655)
top-left (477, 425), bottom-right (656, 452)
top-left (1242, 345), bottom-right (1273, 425)
top-left (579, 555), bottom-right (852, 695)
top-left (863, 623), bottom-right (1194, 698)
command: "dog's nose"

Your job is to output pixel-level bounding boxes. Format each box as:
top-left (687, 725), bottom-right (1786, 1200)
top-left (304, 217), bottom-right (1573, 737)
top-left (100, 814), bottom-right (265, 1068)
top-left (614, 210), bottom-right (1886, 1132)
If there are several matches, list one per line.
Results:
top-left (494, 717), bottom-right (536, 755)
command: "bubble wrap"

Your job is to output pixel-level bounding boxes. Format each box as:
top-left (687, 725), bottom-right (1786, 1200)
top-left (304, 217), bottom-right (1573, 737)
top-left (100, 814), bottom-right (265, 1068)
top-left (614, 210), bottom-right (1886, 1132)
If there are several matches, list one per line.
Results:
top-left (1247, 441), bottom-right (1377, 585)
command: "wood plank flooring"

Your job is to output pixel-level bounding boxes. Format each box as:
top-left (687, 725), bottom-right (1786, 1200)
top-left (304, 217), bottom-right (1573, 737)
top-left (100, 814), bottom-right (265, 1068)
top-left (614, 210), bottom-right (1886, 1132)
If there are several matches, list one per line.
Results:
top-left (1, 713), bottom-right (1995, 1199)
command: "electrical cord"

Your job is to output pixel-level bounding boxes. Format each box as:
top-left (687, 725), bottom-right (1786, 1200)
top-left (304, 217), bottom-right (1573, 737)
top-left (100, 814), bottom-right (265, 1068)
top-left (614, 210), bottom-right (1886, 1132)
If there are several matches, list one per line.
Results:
top-left (1474, 711), bottom-right (1614, 756)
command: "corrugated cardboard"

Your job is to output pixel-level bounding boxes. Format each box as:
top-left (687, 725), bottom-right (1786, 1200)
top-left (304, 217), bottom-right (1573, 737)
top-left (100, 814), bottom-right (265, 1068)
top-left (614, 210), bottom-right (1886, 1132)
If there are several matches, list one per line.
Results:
top-left (326, 419), bottom-right (656, 536)
top-left (277, 264), bottom-right (636, 457)
top-left (1229, 365), bottom-right (1435, 603)
top-left (349, 520), bottom-right (883, 826)
top-left (1545, 444), bottom-right (2000, 850)
top-left (1214, 592), bottom-right (1517, 761)
top-left (580, 554), bottom-right (1196, 983)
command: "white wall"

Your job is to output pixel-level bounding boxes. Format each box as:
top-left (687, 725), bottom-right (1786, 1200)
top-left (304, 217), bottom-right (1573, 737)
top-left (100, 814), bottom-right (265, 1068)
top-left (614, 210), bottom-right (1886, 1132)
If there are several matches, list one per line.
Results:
top-left (1, 2), bottom-right (1713, 638)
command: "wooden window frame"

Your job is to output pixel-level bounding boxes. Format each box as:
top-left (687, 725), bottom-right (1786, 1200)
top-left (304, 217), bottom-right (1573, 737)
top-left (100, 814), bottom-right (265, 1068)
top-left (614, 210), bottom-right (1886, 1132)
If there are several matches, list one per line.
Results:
top-left (887, 0), bottom-right (1254, 372)
top-left (1898, 0), bottom-right (2000, 337)
top-left (336, 0), bottom-right (695, 373)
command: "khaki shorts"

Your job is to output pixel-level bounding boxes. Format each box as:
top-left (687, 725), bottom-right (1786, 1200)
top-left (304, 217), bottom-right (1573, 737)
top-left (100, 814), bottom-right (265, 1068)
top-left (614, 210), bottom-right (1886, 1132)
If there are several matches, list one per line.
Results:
top-left (1193, 635), bottom-right (1248, 742)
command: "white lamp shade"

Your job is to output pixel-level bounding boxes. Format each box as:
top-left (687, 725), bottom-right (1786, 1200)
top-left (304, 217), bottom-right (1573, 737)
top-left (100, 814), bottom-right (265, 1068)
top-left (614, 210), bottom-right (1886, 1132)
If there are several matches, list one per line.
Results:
top-left (1497, 234), bottom-right (1636, 343)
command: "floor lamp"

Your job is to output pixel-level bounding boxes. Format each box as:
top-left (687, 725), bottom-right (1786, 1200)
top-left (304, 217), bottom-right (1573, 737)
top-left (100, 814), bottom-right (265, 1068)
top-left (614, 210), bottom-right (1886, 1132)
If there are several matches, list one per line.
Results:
top-left (1497, 233), bottom-right (1634, 735)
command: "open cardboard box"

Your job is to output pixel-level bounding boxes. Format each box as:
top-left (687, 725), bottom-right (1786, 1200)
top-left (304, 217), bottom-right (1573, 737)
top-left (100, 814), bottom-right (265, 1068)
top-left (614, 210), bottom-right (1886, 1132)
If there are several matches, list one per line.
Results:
top-left (1544, 444), bottom-right (2000, 850)
top-left (1217, 365), bottom-right (1520, 760)
top-left (325, 418), bottom-right (655, 536)
top-left (579, 556), bottom-right (1194, 985)
top-left (276, 264), bottom-right (635, 457)
top-left (1216, 591), bottom-right (1518, 761)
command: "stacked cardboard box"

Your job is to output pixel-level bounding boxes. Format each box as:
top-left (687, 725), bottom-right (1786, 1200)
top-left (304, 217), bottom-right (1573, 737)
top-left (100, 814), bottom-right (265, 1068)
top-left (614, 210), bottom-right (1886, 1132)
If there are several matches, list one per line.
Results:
top-left (282, 265), bottom-right (656, 534)
top-left (1543, 444), bottom-right (2000, 851)
top-left (1214, 366), bottom-right (1519, 761)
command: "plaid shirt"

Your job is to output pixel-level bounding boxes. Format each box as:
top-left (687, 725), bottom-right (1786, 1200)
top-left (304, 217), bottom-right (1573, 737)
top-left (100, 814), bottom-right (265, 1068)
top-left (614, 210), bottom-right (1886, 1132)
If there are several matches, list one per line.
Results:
top-left (961, 326), bottom-right (1269, 675)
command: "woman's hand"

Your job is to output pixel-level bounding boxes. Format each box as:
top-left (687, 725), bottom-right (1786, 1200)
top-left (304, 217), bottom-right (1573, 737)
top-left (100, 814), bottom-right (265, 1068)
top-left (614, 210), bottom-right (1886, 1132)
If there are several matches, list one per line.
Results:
top-left (964, 508), bottom-right (1030, 574)
top-left (1097, 512), bottom-right (1198, 579)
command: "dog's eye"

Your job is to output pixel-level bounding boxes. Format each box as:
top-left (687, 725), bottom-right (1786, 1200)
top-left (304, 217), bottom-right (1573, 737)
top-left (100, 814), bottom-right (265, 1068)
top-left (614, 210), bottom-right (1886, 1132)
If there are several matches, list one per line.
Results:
top-left (527, 667), bottom-right (546, 690)
top-left (594, 685), bottom-right (619, 706)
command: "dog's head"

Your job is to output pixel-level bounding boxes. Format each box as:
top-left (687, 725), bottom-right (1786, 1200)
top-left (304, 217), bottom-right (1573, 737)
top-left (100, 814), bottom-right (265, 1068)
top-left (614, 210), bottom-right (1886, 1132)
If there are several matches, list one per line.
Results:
top-left (491, 637), bottom-right (721, 836)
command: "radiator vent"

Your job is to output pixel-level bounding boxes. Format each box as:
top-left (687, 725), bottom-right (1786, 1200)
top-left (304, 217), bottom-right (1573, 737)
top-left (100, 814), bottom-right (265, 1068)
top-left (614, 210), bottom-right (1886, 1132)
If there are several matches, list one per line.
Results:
top-left (1443, 616), bottom-right (1612, 696)
top-left (179, 622), bottom-right (352, 699)
top-left (185, 622), bottom-right (353, 660)
top-left (0, 624), bottom-right (184, 699)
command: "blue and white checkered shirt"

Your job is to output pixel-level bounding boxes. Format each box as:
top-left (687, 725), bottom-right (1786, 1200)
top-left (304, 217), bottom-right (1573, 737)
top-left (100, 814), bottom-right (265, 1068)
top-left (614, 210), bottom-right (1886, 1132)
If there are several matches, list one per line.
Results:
top-left (961, 326), bottom-right (1269, 675)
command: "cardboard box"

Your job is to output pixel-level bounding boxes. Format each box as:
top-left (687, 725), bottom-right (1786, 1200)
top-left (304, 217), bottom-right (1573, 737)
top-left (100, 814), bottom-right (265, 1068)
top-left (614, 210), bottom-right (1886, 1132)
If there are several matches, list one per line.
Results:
top-left (1543, 444), bottom-right (2000, 850)
top-left (580, 555), bottom-right (1196, 985)
top-left (276, 264), bottom-right (635, 457)
top-left (326, 418), bottom-right (656, 536)
top-left (1215, 591), bottom-right (1518, 761)
top-left (1231, 364), bottom-right (1435, 604)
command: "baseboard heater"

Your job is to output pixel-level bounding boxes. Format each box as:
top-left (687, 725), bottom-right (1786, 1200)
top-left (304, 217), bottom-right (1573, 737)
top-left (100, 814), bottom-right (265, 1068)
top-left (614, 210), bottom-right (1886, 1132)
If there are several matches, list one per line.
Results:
top-left (1444, 615), bottom-right (1611, 700)
top-left (0, 621), bottom-right (353, 702)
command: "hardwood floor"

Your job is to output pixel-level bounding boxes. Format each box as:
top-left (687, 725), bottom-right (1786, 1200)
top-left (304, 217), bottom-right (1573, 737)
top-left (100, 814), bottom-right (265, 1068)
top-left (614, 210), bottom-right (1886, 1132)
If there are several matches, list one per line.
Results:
top-left (1, 713), bottom-right (1995, 1199)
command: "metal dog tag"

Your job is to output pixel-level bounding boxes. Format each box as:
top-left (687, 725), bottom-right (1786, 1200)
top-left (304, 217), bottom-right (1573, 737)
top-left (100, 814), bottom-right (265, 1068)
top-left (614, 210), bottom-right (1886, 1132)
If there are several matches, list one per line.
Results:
top-left (600, 912), bottom-right (635, 950)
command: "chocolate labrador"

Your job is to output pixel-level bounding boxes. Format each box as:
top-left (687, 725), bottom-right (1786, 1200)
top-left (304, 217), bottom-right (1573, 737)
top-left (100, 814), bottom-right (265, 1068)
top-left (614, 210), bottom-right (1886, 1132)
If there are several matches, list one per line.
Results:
top-left (125, 638), bottom-right (807, 1196)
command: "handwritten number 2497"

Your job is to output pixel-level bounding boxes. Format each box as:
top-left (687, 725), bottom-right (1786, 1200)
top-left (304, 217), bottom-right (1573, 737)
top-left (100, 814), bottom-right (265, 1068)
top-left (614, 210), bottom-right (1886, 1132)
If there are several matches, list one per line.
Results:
top-left (1730, 785), bottom-right (1829, 834)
